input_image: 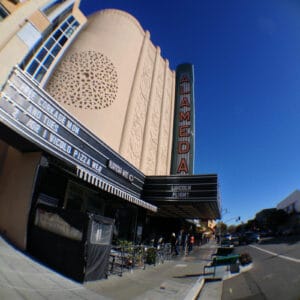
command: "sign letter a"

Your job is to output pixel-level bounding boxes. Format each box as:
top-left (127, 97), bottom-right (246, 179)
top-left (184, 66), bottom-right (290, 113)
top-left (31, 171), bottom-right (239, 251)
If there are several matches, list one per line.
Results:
top-left (177, 158), bottom-right (188, 174)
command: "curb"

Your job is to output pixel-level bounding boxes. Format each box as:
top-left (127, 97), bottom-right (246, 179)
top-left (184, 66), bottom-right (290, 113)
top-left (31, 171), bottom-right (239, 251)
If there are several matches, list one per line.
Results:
top-left (223, 263), bottom-right (253, 281)
top-left (183, 277), bottom-right (205, 300)
top-left (185, 263), bottom-right (253, 299)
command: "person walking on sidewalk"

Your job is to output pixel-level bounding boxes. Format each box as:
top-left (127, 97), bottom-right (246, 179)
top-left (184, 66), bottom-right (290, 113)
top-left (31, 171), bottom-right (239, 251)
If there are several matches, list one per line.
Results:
top-left (189, 234), bottom-right (195, 252)
top-left (170, 232), bottom-right (178, 256)
top-left (177, 229), bottom-right (184, 254)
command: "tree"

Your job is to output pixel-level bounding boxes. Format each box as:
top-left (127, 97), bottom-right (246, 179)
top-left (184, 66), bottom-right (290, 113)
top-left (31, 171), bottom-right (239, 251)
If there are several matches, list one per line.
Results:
top-left (266, 209), bottom-right (288, 232)
top-left (217, 222), bottom-right (227, 235)
top-left (227, 225), bottom-right (237, 233)
top-left (245, 219), bottom-right (256, 231)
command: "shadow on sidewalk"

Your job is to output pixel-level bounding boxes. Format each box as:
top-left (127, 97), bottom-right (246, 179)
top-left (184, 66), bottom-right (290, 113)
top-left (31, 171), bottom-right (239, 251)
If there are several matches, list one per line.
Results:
top-left (173, 273), bottom-right (203, 278)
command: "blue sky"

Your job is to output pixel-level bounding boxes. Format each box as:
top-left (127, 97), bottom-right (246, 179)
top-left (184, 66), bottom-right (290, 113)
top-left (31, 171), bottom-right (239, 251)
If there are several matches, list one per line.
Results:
top-left (80, 0), bottom-right (300, 225)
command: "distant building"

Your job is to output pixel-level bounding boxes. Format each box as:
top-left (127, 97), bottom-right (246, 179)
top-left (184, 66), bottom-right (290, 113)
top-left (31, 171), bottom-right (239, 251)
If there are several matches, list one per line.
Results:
top-left (255, 208), bottom-right (277, 229)
top-left (277, 190), bottom-right (300, 214)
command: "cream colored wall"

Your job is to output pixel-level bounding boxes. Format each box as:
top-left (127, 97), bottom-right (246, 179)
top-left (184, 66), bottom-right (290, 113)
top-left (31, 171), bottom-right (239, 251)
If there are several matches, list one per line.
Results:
top-left (0, 146), bottom-right (41, 249)
top-left (46, 9), bottom-right (145, 153)
top-left (0, 0), bottom-right (49, 49)
top-left (0, 36), bottom-right (29, 87)
top-left (118, 23), bottom-right (175, 175)
top-left (0, 0), bottom-right (50, 87)
top-left (0, 0), bottom-right (19, 13)
top-left (72, 0), bottom-right (86, 24)
top-left (0, 0), bottom-right (86, 89)
top-left (46, 9), bottom-right (176, 175)
top-left (28, 9), bottom-right (50, 32)
top-left (156, 63), bottom-right (176, 175)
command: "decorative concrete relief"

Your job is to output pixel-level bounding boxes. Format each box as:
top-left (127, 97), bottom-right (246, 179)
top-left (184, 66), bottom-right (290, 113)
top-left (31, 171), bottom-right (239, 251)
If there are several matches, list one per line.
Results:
top-left (46, 50), bottom-right (118, 110)
top-left (127, 94), bottom-right (148, 166)
top-left (140, 64), bottom-right (152, 100)
top-left (100, 9), bottom-right (145, 35)
top-left (156, 72), bottom-right (163, 99)
top-left (147, 44), bottom-right (156, 64)
top-left (144, 69), bottom-right (164, 174)
top-left (126, 49), bottom-right (154, 167)
top-left (145, 130), bottom-right (158, 174)
top-left (140, 45), bottom-right (155, 100)
top-left (158, 126), bottom-right (169, 174)
top-left (157, 75), bottom-right (173, 174)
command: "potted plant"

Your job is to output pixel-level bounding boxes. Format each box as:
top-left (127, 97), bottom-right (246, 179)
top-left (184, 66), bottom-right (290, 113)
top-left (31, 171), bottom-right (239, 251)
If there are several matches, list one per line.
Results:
top-left (239, 252), bottom-right (252, 266)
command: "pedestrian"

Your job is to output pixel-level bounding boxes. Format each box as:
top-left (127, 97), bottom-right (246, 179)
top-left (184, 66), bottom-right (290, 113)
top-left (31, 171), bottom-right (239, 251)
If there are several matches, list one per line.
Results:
top-left (184, 232), bottom-right (190, 255)
top-left (170, 232), bottom-right (178, 256)
top-left (176, 229), bottom-right (183, 253)
top-left (189, 234), bottom-right (195, 252)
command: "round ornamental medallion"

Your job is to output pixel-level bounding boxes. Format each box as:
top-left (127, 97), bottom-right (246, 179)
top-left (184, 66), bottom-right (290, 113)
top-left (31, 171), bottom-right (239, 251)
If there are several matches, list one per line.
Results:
top-left (47, 50), bottom-right (118, 110)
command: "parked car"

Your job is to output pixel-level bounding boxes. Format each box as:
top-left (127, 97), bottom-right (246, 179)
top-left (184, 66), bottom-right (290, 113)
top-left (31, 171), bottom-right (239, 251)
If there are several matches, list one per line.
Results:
top-left (220, 233), bottom-right (240, 246)
top-left (220, 234), bottom-right (232, 246)
top-left (230, 233), bottom-right (240, 246)
top-left (239, 232), bottom-right (260, 244)
top-left (221, 234), bottom-right (232, 242)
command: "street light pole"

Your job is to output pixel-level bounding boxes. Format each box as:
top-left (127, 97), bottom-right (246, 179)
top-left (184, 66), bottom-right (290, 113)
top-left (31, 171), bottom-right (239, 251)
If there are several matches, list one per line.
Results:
top-left (218, 215), bottom-right (241, 246)
top-left (218, 208), bottom-right (229, 245)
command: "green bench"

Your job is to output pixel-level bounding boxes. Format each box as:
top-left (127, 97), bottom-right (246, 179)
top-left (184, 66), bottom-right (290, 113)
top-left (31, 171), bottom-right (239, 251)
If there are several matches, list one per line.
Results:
top-left (204, 254), bottom-right (240, 276)
top-left (211, 246), bottom-right (234, 258)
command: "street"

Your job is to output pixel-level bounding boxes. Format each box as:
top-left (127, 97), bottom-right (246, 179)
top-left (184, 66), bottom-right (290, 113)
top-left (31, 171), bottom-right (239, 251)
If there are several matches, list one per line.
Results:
top-left (222, 236), bottom-right (300, 300)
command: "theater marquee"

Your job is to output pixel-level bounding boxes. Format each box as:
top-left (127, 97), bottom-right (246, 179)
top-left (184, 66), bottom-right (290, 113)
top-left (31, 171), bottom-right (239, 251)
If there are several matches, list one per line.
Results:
top-left (0, 67), bottom-right (153, 207)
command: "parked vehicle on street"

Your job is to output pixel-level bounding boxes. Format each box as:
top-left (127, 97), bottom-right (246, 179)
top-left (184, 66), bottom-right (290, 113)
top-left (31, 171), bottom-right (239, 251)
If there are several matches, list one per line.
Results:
top-left (239, 232), bottom-right (260, 244)
top-left (230, 233), bottom-right (240, 246)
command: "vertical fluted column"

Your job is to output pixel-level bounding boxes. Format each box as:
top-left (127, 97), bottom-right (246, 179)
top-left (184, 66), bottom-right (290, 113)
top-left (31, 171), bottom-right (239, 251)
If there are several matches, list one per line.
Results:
top-left (155, 59), bottom-right (169, 174)
top-left (166, 70), bottom-right (176, 174)
top-left (119, 31), bottom-right (151, 168)
top-left (139, 46), bottom-right (162, 173)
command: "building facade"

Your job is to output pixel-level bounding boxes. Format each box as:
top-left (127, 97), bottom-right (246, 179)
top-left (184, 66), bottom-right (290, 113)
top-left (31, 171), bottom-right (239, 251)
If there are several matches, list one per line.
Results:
top-left (0, 0), bottom-right (220, 281)
top-left (277, 190), bottom-right (300, 214)
top-left (45, 9), bottom-right (176, 176)
top-left (0, 0), bottom-right (88, 249)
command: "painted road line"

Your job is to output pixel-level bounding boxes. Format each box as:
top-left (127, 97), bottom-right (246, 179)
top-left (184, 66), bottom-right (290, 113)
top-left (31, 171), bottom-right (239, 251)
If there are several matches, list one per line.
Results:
top-left (250, 245), bottom-right (300, 263)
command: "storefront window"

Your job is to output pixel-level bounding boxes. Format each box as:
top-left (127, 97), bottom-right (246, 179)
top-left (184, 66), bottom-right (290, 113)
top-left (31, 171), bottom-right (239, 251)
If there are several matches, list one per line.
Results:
top-left (23, 14), bottom-right (80, 83)
top-left (64, 181), bottom-right (104, 214)
top-left (0, 4), bottom-right (9, 21)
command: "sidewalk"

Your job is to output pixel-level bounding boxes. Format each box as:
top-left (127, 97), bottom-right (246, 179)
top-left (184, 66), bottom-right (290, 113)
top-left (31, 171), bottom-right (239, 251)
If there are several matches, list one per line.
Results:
top-left (0, 236), bottom-right (223, 300)
top-left (0, 236), bottom-right (105, 300)
top-left (85, 242), bottom-right (218, 299)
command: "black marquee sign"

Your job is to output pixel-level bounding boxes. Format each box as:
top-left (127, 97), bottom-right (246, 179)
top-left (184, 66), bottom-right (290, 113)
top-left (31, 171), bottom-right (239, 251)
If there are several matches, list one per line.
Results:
top-left (0, 67), bottom-right (145, 201)
top-left (142, 174), bottom-right (220, 219)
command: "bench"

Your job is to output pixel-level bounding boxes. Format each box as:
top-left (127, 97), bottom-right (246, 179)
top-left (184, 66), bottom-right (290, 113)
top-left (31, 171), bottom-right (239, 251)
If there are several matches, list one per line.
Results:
top-left (211, 246), bottom-right (234, 258)
top-left (204, 254), bottom-right (240, 277)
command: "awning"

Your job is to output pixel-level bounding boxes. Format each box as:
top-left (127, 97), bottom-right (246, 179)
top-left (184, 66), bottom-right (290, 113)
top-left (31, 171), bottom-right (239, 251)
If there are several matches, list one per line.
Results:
top-left (76, 166), bottom-right (157, 212)
top-left (142, 174), bottom-right (220, 219)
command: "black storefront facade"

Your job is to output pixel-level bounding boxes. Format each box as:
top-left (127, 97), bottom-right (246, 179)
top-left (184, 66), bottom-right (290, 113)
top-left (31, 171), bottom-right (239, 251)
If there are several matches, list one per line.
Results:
top-left (0, 67), bottom-right (220, 282)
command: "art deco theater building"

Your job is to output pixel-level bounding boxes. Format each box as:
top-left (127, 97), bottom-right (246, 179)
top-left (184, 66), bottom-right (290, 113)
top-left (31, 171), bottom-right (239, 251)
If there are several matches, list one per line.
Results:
top-left (0, 0), bottom-right (220, 281)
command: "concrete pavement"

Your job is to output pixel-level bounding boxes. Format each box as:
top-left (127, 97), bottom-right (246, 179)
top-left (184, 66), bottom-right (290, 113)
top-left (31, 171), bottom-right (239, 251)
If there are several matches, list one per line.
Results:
top-left (0, 236), bottom-right (105, 300)
top-left (1, 235), bottom-right (247, 300)
top-left (85, 242), bottom-right (218, 299)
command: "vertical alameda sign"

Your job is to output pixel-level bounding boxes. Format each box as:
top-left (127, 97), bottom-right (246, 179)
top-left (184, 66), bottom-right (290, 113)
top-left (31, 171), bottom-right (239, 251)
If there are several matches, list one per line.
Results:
top-left (171, 63), bottom-right (195, 175)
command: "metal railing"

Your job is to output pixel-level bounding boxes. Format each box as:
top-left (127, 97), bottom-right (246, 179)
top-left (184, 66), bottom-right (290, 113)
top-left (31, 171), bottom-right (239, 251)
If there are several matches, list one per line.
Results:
top-left (108, 243), bottom-right (172, 277)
